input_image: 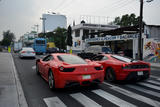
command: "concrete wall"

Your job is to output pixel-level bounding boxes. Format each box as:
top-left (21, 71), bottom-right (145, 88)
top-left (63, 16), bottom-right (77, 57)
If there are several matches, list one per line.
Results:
top-left (145, 25), bottom-right (160, 41)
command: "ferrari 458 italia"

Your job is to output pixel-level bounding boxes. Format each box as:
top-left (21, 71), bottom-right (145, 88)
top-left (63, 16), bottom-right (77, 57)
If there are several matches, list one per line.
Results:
top-left (92, 54), bottom-right (151, 82)
top-left (36, 53), bottom-right (104, 89)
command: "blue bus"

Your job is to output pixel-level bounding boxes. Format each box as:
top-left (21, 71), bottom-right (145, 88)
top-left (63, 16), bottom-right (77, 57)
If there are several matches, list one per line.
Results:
top-left (33, 38), bottom-right (47, 54)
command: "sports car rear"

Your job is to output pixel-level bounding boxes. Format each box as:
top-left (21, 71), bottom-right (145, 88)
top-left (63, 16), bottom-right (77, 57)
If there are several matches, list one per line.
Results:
top-left (53, 65), bottom-right (104, 88)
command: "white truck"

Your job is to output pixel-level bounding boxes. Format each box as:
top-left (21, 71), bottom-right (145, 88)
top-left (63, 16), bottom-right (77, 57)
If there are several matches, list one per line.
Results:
top-left (14, 42), bottom-right (22, 52)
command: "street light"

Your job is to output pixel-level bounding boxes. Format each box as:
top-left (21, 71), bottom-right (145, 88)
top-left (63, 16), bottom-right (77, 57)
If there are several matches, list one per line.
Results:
top-left (138, 0), bottom-right (153, 60)
top-left (40, 17), bottom-right (46, 37)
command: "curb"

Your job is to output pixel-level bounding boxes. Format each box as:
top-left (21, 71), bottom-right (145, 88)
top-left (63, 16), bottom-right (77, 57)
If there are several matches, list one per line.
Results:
top-left (10, 53), bottom-right (28, 107)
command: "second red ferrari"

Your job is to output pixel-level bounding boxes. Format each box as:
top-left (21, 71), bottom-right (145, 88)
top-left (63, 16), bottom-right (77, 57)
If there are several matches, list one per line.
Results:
top-left (92, 54), bottom-right (151, 82)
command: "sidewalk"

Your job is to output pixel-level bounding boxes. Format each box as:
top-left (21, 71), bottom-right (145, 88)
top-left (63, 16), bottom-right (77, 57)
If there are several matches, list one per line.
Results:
top-left (0, 52), bottom-right (28, 107)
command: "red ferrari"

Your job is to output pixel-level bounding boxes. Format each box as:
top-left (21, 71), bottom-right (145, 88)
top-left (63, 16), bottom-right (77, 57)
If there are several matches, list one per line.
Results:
top-left (36, 53), bottom-right (104, 89)
top-left (92, 54), bottom-right (151, 82)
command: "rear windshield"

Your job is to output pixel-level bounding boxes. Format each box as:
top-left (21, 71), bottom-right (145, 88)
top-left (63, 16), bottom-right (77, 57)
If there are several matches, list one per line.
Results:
top-left (111, 55), bottom-right (132, 62)
top-left (22, 48), bottom-right (34, 51)
top-left (57, 55), bottom-right (87, 64)
top-left (36, 40), bottom-right (45, 44)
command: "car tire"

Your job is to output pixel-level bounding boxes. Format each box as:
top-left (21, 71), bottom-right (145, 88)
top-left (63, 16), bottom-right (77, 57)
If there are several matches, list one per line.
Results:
top-left (105, 68), bottom-right (116, 82)
top-left (36, 64), bottom-right (40, 75)
top-left (48, 70), bottom-right (55, 90)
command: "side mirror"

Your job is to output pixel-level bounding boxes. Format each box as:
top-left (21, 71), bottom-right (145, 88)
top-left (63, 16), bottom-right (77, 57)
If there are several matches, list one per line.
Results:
top-left (36, 59), bottom-right (40, 62)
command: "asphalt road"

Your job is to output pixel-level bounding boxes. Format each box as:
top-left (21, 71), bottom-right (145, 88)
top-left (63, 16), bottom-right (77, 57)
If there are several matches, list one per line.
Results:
top-left (12, 53), bottom-right (160, 107)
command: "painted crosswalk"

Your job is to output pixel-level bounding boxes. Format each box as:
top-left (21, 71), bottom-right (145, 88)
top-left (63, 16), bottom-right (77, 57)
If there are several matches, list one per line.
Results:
top-left (70, 93), bottom-right (102, 107)
top-left (92, 89), bottom-right (137, 107)
top-left (44, 97), bottom-right (66, 107)
top-left (43, 78), bottom-right (160, 107)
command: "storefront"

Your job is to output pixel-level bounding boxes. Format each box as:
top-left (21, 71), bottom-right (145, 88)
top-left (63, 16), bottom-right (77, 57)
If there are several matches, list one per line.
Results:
top-left (86, 34), bottom-right (141, 58)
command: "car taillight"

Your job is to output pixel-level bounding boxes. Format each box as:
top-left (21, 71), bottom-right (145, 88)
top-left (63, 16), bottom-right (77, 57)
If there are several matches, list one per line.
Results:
top-left (32, 52), bottom-right (35, 53)
top-left (94, 65), bottom-right (103, 70)
top-left (21, 51), bottom-right (26, 53)
top-left (59, 66), bottom-right (64, 71)
top-left (122, 64), bottom-right (131, 69)
top-left (59, 66), bottom-right (75, 72)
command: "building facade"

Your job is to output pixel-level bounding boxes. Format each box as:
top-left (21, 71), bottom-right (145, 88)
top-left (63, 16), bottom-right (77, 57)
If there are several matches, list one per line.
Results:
top-left (42, 13), bottom-right (67, 32)
top-left (19, 31), bottom-right (37, 47)
top-left (144, 25), bottom-right (160, 41)
top-left (71, 23), bottom-right (119, 53)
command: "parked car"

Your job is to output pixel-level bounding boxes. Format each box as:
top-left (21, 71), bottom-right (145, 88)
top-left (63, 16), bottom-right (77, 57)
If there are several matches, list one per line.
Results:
top-left (19, 47), bottom-right (36, 58)
top-left (36, 53), bottom-right (104, 89)
top-left (46, 47), bottom-right (58, 53)
top-left (78, 45), bottom-right (112, 59)
top-left (84, 45), bottom-right (112, 54)
top-left (92, 54), bottom-right (151, 82)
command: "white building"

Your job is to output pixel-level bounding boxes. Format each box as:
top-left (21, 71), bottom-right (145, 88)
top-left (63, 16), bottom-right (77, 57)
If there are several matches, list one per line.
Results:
top-left (42, 13), bottom-right (67, 32)
top-left (19, 31), bottom-right (37, 47)
top-left (71, 23), bottom-right (119, 53)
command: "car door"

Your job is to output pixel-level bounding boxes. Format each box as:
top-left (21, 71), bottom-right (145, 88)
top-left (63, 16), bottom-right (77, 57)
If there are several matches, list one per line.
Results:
top-left (94, 55), bottom-right (109, 69)
top-left (43, 55), bottom-right (54, 78)
top-left (40, 55), bottom-right (52, 76)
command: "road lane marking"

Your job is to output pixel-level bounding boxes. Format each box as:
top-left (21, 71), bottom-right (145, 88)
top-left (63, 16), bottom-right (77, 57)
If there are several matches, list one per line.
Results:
top-left (70, 93), bottom-right (102, 107)
top-left (32, 65), bottom-right (36, 70)
top-left (146, 80), bottom-right (160, 86)
top-left (138, 82), bottom-right (160, 91)
top-left (44, 97), bottom-right (67, 107)
top-left (126, 84), bottom-right (160, 98)
top-left (150, 75), bottom-right (160, 79)
top-left (92, 89), bottom-right (137, 107)
top-left (103, 82), bottom-right (160, 107)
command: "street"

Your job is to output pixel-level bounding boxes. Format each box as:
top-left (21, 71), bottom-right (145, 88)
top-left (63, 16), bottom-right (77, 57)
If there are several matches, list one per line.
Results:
top-left (12, 53), bottom-right (160, 107)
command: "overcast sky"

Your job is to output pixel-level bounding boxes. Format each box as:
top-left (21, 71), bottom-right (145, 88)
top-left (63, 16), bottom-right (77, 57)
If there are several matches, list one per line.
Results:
top-left (0, 0), bottom-right (160, 40)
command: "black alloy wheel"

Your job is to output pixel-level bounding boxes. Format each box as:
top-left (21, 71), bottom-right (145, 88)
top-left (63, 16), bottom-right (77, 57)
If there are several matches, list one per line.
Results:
top-left (48, 70), bottom-right (55, 90)
top-left (105, 68), bottom-right (116, 82)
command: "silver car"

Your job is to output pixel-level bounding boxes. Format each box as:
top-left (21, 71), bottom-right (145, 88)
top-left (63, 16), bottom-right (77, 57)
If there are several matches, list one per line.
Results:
top-left (19, 47), bottom-right (36, 58)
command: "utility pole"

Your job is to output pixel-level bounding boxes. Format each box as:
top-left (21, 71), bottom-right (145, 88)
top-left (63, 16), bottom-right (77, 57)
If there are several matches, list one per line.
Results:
top-left (40, 17), bottom-right (46, 37)
top-left (138, 0), bottom-right (153, 60)
top-left (138, 0), bottom-right (143, 60)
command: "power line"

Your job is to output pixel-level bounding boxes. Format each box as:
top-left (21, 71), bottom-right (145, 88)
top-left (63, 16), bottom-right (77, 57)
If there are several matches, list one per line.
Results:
top-left (55, 0), bottom-right (75, 12)
top-left (109, 0), bottom-right (137, 15)
top-left (54, 0), bottom-right (67, 11)
top-left (92, 0), bottom-right (130, 14)
top-left (57, 0), bottom-right (75, 12)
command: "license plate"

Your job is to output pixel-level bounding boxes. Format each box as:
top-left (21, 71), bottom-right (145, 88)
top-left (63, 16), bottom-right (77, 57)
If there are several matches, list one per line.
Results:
top-left (82, 75), bottom-right (91, 80)
top-left (137, 71), bottom-right (143, 76)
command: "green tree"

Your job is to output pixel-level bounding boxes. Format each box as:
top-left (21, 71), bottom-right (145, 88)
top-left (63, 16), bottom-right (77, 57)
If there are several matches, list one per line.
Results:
top-left (113, 13), bottom-right (143, 27)
top-left (1, 30), bottom-right (15, 46)
top-left (38, 27), bottom-right (67, 49)
top-left (52, 27), bottom-right (67, 50)
top-left (66, 25), bottom-right (73, 47)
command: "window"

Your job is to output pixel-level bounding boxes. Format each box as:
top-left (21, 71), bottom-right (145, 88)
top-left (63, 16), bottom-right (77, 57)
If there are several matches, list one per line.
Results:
top-left (83, 29), bottom-right (89, 39)
top-left (42, 55), bottom-right (54, 61)
top-left (57, 54), bottom-right (87, 64)
top-left (102, 47), bottom-right (112, 54)
top-left (111, 55), bottom-right (133, 63)
top-left (90, 30), bottom-right (95, 38)
top-left (36, 40), bottom-right (45, 44)
top-left (101, 56), bottom-right (108, 61)
top-left (75, 30), bottom-right (80, 37)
